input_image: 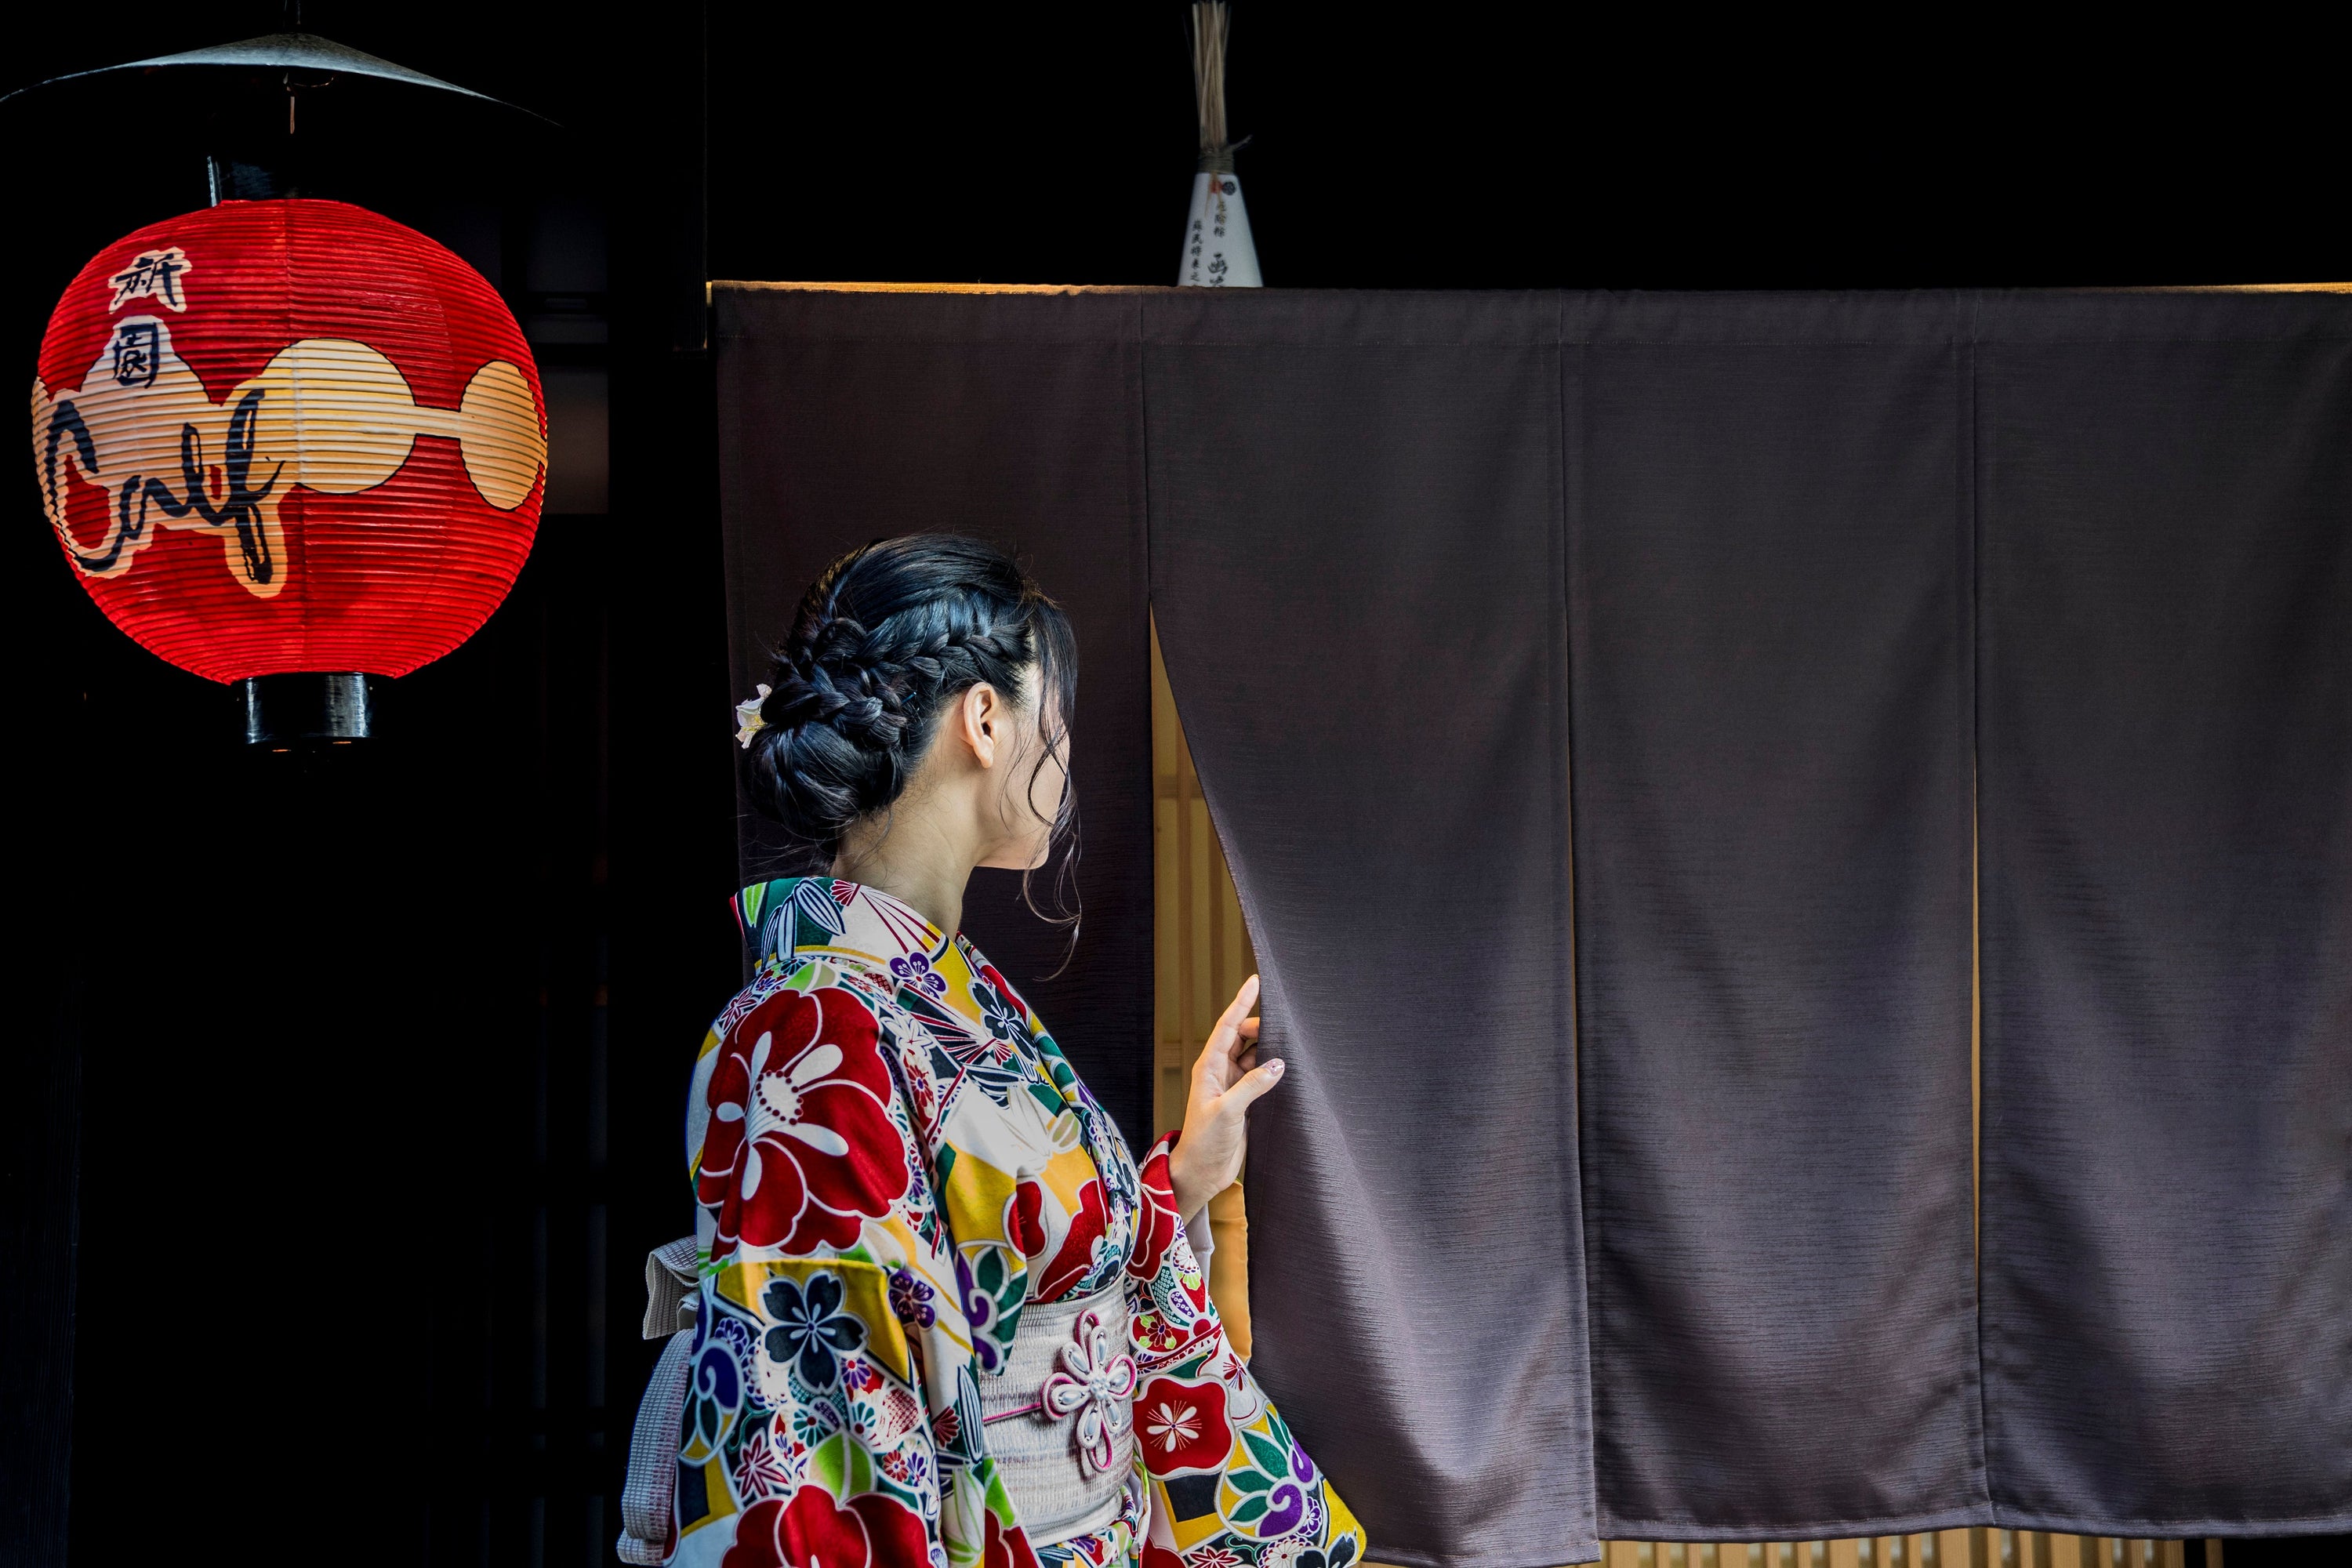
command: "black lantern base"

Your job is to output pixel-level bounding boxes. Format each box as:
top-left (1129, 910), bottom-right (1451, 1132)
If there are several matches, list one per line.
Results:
top-left (240, 673), bottom-right (376, 745)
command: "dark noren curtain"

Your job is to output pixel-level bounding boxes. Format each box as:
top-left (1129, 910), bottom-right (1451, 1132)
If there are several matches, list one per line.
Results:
top-left (1976, 296), bottom-right (2352, 1535)
top-left (712, 284), bottom-right (2352, 1562)
top-left (1145, 293), bottom-right (1595, 1568)
top-left (712, 286), bottom-right (1155, 1148)
top-left (1566, 297), bottom-right (1982, 1539)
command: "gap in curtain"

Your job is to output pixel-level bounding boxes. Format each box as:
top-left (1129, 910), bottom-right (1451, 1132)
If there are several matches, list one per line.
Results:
top-left (1150, 612), bottom-right (1261, 1356)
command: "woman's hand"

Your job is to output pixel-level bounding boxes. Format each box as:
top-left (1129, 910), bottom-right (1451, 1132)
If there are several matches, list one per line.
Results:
top-left (1167, 975), bottom-right (1286, 1218)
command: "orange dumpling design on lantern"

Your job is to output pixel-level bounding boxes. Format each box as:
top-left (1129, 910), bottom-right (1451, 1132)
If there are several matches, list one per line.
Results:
top-left (27, 199), bottom-right (547, 681)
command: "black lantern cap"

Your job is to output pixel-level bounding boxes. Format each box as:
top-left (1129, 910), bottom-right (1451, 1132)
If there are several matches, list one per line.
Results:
top-left (0, 31), bottom-right (553, 120)
top-left (0, 28), bottom-right (557, 201)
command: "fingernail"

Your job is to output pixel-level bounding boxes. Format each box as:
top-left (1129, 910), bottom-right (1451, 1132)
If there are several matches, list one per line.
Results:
top-left (1268, 1058), bottom-right (1286, 1076)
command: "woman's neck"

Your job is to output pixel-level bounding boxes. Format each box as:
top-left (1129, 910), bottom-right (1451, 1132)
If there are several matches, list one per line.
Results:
top-left (833, 818), bottom-right (972, 938)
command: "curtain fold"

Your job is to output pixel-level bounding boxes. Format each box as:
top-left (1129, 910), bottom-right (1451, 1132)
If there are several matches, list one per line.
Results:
top-left (1975, 293), bottom-right (2352, 1535)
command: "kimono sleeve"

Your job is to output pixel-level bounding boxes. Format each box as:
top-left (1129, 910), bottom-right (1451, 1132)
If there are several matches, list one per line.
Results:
top-left (1126, 1135), bottom-right (1366, 1568)
top-left (674, 974), bottom-right (1015, 1568)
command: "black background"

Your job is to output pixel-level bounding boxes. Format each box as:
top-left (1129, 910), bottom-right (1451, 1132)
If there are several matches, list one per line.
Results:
top-left (3, 4), bottom-right (2346, 1565)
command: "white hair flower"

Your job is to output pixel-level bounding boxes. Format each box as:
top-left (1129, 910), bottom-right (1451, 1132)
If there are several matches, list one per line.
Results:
top-left (734, 684), bottom-right (771, 750)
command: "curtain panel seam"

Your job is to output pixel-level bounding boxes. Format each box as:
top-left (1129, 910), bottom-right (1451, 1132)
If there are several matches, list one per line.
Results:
top-left (1551, 294), bottom-right (1601, 1562)
top-left (1959, 302), bottom-right (1995, 1516)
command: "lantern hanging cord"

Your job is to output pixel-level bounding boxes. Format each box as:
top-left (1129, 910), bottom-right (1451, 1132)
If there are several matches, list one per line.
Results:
top-left (281, 66), bottom-right (337, 137)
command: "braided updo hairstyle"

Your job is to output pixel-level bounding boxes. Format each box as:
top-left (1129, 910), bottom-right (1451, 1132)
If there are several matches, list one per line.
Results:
top-left (745, 534), bottom-right (1079, 898)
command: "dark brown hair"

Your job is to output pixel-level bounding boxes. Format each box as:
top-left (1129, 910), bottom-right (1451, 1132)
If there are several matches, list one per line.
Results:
top-left (744, 533), bottom-right (1080, 927)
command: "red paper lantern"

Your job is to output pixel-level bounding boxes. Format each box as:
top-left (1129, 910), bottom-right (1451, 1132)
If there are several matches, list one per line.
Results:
top-left (30, 198), bottom-right (546, 699)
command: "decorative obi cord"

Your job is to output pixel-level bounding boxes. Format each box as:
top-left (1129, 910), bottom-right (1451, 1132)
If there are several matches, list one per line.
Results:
top-left (980, 1276), bottom-right (1138, 1544)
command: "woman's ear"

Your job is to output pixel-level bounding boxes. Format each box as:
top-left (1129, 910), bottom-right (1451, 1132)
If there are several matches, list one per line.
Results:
top-left (955, 682), bottom-right (1003, 769)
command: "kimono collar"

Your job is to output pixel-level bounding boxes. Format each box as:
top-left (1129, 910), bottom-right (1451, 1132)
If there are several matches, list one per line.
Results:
top-left (734, 877), bottom-right (957, 974)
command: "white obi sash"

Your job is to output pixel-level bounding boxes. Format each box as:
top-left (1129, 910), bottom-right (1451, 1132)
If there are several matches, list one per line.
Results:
top-left (980, 1274), bottom-right (1138, 1545)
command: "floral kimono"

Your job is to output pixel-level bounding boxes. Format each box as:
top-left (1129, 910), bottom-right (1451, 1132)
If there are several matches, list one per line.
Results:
top-left (669, 877), bottom-right (1363, 1568)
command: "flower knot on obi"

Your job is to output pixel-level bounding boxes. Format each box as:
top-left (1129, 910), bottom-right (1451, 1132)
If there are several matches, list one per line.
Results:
top-left (979, 1275), bottom-right (1138, 1544)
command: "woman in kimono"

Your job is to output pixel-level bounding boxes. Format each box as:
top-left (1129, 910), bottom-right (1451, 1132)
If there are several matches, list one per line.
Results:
top-left (634, 535), bottom-right (1363, 1568)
